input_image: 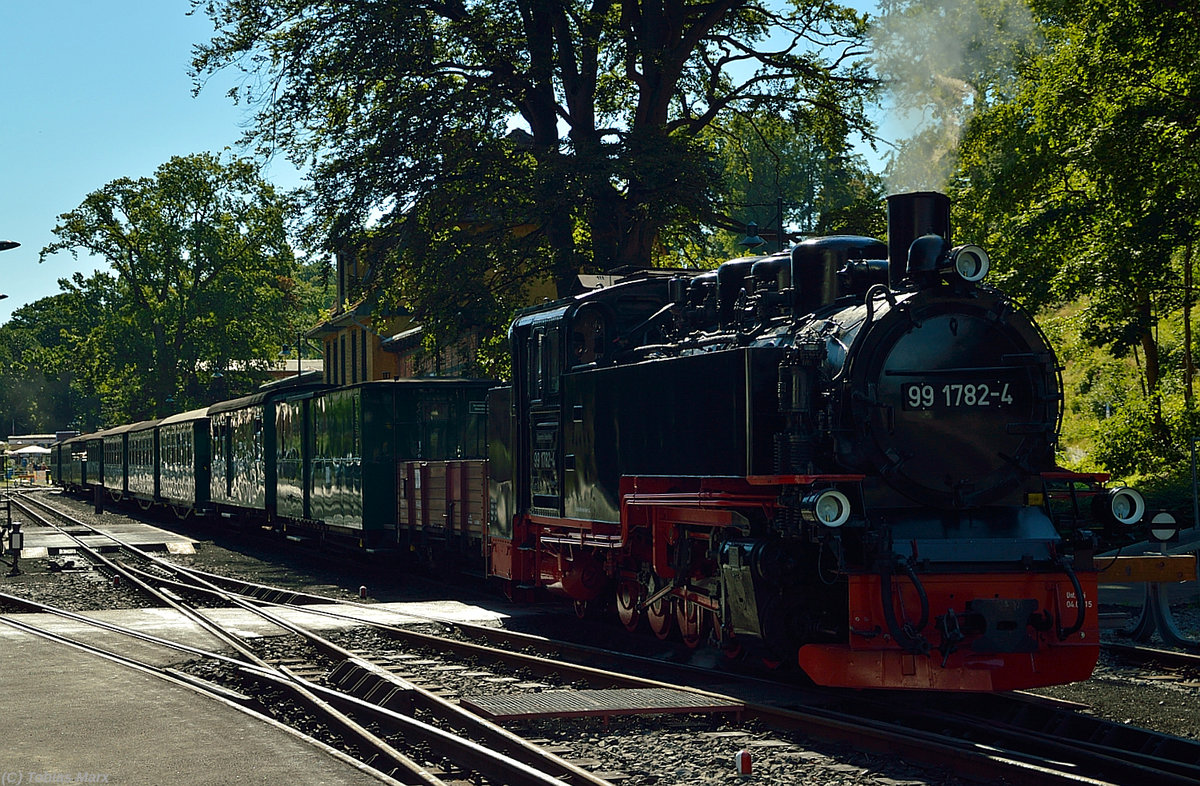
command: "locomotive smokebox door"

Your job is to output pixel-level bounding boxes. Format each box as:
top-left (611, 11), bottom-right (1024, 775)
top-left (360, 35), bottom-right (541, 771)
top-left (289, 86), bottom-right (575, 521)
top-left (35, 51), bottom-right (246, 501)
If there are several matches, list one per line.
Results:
top-left (846, 293), bottom-right (1060, 510)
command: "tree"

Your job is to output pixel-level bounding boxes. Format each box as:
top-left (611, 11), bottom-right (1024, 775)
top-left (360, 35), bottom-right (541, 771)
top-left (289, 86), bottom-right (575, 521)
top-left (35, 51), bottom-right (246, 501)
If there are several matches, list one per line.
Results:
top-left (937, 0), bottom-right (1200, 485)
top-left (954, 0), bottom-right (1200, 399)
top-left (0, 289), bottom-right (105, 435)
top-left (671, 107), bottom-right (883, 264)
top-left (191, 0), bottom-right (877, 346)
top-left (40, 153), bottom-right (302, 421)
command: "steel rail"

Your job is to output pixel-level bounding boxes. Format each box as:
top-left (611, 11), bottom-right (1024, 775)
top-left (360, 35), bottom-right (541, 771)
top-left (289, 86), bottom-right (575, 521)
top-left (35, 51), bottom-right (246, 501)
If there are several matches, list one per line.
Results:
top-left (157, 575), bottom-right (1200, 785)
top-left (7, 498), bottom-right (451, 786)
top-left (92, 556), bottom-right (616, 786)
top-left (13, 493), bottom-right (616, 786)
top-left (1105, 640), bottom-right (1200, 670)
top-left (0, 588), bottom-right (568, 786)
top-left (24, 491), bottom-right (1200, 785)
top-left (40, 562), bottom-right (1112, 786)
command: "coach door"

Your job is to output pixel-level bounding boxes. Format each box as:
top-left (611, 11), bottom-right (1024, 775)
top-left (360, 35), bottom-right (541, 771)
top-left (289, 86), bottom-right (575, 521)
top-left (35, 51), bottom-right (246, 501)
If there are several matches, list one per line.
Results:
top-left (523, 321), bottom-right (563, 517)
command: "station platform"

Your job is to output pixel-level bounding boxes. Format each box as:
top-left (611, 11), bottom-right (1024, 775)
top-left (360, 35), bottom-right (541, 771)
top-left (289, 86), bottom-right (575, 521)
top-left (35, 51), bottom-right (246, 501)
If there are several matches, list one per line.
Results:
top-left (2, 632), bottom-right (395, 785)
top-left (14, 517), bottom-right (197, 557)
top-left (0, 599), bottom-right (521, 784)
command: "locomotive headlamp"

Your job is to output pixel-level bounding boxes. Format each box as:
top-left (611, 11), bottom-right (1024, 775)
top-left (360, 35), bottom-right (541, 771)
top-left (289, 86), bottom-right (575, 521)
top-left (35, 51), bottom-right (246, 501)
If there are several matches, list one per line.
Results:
top-left (946, 245), bottom-right (990, 283)
top-left (1093, 486), bottom-right (1146, 527)
top-left (800, 489), bottom-right (851, 528)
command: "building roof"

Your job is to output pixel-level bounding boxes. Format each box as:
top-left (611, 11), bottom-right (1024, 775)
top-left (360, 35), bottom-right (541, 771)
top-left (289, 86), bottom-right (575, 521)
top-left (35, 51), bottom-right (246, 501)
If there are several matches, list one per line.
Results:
top-left (381, 325), bottom-right (424, 353)
top-left (7, 434), bottom-right (58, 446)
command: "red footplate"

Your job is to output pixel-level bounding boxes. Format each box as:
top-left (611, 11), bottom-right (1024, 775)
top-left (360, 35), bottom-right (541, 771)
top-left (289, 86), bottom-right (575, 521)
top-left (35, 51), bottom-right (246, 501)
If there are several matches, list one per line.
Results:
top-left (797, 572), bottom-right (1100, 691)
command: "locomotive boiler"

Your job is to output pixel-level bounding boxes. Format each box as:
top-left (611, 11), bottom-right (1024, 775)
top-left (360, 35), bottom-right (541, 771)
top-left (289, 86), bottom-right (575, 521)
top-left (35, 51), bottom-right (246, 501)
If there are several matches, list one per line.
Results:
top-left (488, 191), bottom-right (1144, 691)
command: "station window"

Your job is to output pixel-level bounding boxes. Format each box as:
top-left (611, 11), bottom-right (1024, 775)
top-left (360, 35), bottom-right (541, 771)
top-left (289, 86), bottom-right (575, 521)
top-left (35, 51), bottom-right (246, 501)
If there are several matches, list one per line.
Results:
top-left (340, 334), bottom-right (347, 385)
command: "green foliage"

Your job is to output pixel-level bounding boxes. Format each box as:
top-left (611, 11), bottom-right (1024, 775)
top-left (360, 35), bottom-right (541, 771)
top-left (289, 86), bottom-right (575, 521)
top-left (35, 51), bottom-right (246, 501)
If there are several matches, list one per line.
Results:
top-left (0, 287), bottom-right (108, 435)
top-left (1089, 395), bottom-right (1197, 482)
top-left (927, 1), bottom-right (1200, 509)
top-left (39, 152), bottom-right (302, 421)
top-left (660, 107), bottom-right (885, 267)
top-left (938, 0), bottom-right (1200, 514)
top-left (191, 0), bottom-right (879, 350)
top-left (955, 1), bottom-right (1200, 375)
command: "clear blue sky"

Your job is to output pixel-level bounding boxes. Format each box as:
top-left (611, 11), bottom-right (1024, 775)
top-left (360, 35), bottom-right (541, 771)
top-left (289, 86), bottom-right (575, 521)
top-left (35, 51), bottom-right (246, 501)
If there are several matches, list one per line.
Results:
top-left (0, 1), bottom-right (302, 324)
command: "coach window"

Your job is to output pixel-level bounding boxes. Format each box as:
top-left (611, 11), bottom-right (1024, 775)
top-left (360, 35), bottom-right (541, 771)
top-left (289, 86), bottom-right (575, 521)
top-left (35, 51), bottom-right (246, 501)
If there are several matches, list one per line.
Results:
top-left (361, 329), bottom-right (368, 381)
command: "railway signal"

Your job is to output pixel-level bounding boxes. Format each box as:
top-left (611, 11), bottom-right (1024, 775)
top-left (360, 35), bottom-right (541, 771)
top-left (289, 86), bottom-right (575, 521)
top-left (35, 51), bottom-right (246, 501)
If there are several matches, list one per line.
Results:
top-left (1149, 511), bottom-right (1180, 545)
top-left (5, 521), bottom-right (23, 576)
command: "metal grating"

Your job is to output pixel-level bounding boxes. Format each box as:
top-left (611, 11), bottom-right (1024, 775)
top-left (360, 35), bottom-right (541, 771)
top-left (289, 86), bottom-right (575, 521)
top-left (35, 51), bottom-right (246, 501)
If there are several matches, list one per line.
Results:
top-left (460, 687), bottom-right (743, 721)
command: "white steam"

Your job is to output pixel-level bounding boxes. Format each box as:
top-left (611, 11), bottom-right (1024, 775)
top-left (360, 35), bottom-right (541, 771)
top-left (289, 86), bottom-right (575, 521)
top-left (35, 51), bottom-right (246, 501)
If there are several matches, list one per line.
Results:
top-left (869, 0), bottom-right (1042, 193)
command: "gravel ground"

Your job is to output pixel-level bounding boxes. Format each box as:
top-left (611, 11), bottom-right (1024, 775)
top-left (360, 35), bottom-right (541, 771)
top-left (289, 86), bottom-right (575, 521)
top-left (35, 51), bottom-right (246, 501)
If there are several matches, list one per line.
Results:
top-left (187, 628), bottom-right (969, 786)
top-left (6, 489), bottom-right (1200, 784)
top-left (1029, 606), bottom-right (1200, 741)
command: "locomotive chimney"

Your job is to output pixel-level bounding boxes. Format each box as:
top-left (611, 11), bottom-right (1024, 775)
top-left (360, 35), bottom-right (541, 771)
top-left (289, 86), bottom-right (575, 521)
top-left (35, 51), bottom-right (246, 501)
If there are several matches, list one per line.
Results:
top-left (886, 192), bottom-right (951, 289)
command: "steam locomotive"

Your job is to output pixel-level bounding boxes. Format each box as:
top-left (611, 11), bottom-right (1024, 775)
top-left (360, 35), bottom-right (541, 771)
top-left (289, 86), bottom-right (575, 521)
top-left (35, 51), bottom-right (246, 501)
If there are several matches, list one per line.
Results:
top-left (54, 191), bottom-right (1143, 691)
top-left (487, 191), bottom-right (1143, 690)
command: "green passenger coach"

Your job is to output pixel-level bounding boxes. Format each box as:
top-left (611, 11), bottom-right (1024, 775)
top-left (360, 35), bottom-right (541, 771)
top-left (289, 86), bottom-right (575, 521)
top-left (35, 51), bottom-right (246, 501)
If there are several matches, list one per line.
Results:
top-left (209, 392), bottom-right (273, 516)
top-left (296, 379), bottom-right (492, 549)
top-left (158, 407), bottom-right (211, 515)
top-left (125, 419), bottom-right (160, 508)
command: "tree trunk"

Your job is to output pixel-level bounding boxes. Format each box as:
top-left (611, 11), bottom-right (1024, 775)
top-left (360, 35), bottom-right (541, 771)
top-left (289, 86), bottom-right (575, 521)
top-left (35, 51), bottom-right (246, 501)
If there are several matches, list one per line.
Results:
top-left (1138, 295), bottom-right (1159, 394)
top-left (1186, 239), bottom-right (1195, 406)
top-left (1137, 295), bottom-right (1168, 442)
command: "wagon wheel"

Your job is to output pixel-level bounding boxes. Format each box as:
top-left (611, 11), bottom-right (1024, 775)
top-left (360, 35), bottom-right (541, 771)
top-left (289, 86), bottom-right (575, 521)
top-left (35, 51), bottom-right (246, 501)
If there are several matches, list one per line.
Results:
top-left (615, 578), bottom-right (642, 633)
top-left (645, 575), bottom-right (674, 640)
top-left (173, 505), bottom-right (192, 521)
top-left (136, 499), bottom-right (152, 511)
top-left (677, 598), bottom-right (707, 649)
top-left (108, 490), bottom-right (122, 503)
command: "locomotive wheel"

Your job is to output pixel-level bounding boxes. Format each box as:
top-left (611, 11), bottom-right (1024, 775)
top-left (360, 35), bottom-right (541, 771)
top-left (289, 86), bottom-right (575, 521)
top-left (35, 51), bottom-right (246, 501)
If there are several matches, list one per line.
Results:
top-left (677, 599), bottom-right (707, 648)
top-left (645, 576), bottom-right (674, 640)
top-left (616, 579), bottom-right (642, 633)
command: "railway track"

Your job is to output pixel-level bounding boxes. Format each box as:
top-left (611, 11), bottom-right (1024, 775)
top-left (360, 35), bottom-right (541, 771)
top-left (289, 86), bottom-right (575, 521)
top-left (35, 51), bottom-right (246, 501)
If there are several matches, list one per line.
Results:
top-left (12, 490), bottom-right (1200, 785)
top-left (6, 493), bottom-right (615, 786)
top-left (1105, 641), bottom-right (1200, 672)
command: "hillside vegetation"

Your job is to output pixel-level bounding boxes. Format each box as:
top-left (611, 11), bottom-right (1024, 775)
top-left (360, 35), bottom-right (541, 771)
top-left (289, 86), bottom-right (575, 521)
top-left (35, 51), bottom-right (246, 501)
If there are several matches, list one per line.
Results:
top-left (1047, 300), bottom-right (1199, 514)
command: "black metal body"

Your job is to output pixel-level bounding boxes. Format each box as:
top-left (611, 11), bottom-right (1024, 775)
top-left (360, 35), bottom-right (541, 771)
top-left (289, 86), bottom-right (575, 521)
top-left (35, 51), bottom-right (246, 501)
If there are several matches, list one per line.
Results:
top-left (489, 192), bottom-right (1125, 689)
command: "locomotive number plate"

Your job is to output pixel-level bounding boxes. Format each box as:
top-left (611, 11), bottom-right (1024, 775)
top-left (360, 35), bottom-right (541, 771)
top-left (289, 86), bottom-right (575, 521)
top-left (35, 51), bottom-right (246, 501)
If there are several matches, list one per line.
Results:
top-left (902, 382), bottom-right (1015, 410)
